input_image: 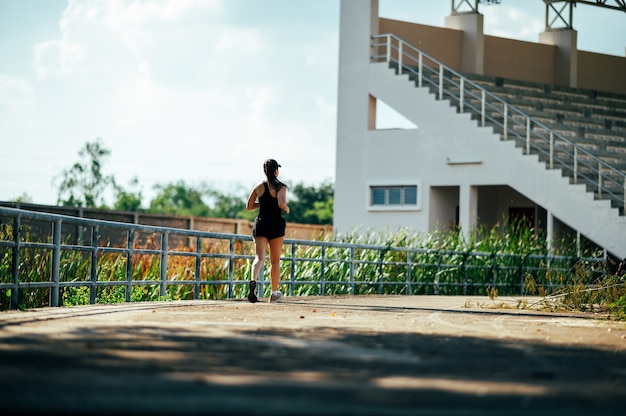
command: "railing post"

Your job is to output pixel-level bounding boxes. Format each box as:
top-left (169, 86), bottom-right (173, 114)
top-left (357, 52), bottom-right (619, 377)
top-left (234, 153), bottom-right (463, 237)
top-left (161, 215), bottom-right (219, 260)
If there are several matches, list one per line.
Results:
top-left (406, 251), bottom-right (412, 295)
top-left (462, 252), bottom-right (468, 296)
top-left (418, 53), bottom-right (423, 88)
top-left (398, 41), bottom-right (403, 75)
top-left (490, 253), bottom-right (497, 295)
top-left (438, 65), bottom-right (444, 100)
top-left (51, 219), bottom-right (62, 307)
top-left (459, 78), bottom-right (465, 113)
top-left (160, 233), bottom-right (168, 299)
top-left (503, 103), bottom-right (509, 140)
top-left (386, 34), bottom-right (391, 63)
top-left (290, 243), bottom-right (296, 296)
top-left (526, 117), bottom-right (531, 154)
top-left (598, 161), bottom-right (602, 198)
top-left (519, 255), bottom-right (526, 296)
top-left (10, 215), bottom-right (21, 309)
top-left (320, 245), bottom-right (326, 296)
top-left (349, 246), bottom-right (355, 295)
top-left (434, 252), bottom-right (441, 295)
top-left (194, 235), bottom-right (201, 300)
top-left (481, 90), bottom-right (485, 127)
top-left (228, 238), bottom-right (235, 298)
top-left (89, 225), bottom-right (99, 305)
top-left (574, 146), bottom-right (578, 184)
top-left (126, 229), bottom-right (134, 303)
top-left (549, 131), bottom-right (554, 169)
top-left (378, 250), bottom-right (384, 295)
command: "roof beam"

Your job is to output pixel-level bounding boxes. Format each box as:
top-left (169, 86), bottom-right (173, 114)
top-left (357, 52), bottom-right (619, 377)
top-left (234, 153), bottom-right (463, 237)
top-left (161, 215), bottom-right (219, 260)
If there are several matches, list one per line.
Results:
top-left (544, 1), bottom-right (626, 30)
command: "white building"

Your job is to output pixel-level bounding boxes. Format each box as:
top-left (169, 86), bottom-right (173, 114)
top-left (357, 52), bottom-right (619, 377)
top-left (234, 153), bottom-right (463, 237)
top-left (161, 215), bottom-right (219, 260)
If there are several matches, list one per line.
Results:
top-left (334, 0), bottom-right (626, 259)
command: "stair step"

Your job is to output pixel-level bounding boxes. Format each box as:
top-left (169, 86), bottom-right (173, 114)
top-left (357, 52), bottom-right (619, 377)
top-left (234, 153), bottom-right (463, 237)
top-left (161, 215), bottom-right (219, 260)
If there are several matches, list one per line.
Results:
top-left (397, 63), bottom-right (626, 216)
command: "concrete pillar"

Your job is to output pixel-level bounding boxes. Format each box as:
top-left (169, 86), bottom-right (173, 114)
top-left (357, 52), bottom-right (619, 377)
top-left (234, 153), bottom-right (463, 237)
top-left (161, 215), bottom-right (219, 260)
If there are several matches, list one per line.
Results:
top-left (539, 29), bottom-right (578, 88)
top-left (459, 184), bottom-right (478, 236)
top-left (334, 0), bottom-right (379, 229)
top-left (444, 12), bottom-right (484, 74)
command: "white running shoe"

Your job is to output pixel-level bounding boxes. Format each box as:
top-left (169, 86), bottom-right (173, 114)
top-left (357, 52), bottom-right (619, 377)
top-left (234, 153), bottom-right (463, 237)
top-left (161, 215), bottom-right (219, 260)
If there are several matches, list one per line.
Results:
top-left (269, 291), bottom-right (282, 303)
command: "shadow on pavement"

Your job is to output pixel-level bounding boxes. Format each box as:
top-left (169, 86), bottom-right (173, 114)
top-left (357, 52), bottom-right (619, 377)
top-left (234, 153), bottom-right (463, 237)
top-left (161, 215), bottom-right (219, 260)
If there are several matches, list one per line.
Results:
top-left (2, 317), bottom-right (625, 415)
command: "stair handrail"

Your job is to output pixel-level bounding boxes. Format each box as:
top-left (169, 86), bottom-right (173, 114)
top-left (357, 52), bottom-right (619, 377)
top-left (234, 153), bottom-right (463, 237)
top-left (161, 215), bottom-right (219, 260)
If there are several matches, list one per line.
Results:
top-left (371, 33), bottom-right (626, 214)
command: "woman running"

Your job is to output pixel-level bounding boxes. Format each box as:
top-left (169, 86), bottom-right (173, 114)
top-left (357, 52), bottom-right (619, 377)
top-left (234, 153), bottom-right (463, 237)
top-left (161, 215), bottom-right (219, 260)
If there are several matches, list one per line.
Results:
top-left (245, 159), bottom-right (290, 303)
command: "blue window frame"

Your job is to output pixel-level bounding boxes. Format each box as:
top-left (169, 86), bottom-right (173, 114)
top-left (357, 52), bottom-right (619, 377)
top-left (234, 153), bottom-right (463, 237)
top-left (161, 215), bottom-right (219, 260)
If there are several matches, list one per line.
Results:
top-left (370, 185), bottom-right (418, 207)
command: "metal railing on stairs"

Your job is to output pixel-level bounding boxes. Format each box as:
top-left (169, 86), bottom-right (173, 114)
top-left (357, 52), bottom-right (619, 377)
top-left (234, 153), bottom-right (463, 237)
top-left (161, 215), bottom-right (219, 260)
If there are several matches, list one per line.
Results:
top-left (371, 33), bottom-right (626, 216)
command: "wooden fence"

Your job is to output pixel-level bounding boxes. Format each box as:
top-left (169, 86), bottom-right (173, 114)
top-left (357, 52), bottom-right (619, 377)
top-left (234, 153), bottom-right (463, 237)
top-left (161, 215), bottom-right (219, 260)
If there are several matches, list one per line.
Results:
top-left (0, 202), bottom-right (333, 243)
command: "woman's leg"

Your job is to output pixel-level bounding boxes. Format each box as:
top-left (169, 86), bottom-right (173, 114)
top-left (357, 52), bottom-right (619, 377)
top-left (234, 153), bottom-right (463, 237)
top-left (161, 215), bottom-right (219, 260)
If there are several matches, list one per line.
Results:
top-left (268, 237), bottom-right (284, 292)
top-left (252, 236), bottom-right (268, 281)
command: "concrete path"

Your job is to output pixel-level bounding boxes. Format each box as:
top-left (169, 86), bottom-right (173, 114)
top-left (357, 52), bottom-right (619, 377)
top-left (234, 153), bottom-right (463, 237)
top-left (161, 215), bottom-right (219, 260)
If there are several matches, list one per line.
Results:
top-left (1, 295), bottom-right (625, 415)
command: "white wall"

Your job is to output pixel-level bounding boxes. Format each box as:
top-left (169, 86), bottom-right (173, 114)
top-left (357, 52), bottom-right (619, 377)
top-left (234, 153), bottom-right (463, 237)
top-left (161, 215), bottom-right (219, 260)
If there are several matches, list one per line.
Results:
top-left (334, 0), bottom-right (626, 258)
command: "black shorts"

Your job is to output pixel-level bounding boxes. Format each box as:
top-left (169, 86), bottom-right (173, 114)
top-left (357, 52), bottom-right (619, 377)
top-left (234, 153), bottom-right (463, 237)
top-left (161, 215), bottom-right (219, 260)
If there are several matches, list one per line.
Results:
top-left (252, 216), bottom-right (286, 240)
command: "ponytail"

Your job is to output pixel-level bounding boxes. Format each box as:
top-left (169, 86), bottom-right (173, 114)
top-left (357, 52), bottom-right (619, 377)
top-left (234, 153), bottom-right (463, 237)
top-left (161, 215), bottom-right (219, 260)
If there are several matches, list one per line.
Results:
top-left (263, 159), bottom-right (287, 192)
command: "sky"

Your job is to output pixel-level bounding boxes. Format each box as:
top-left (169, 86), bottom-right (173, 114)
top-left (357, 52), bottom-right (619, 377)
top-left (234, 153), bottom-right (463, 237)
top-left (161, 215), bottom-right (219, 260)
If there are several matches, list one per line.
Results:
top-left (1, 0), bottom-right (624, 207)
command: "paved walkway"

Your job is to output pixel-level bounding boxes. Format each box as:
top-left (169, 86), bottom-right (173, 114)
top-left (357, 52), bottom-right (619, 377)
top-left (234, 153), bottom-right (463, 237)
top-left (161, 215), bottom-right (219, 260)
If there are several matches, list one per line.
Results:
top-left (1, 295), bottom-right (625, 415)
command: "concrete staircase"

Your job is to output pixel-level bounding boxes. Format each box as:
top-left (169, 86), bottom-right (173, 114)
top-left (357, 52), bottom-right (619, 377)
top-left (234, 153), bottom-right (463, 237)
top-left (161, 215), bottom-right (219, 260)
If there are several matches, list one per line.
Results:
top-left (370, 61), bottom-right (626, 259)
top-left (460, 73), bottom-right (626, 177)
top-left (409, 68), bottom-right (626, 216)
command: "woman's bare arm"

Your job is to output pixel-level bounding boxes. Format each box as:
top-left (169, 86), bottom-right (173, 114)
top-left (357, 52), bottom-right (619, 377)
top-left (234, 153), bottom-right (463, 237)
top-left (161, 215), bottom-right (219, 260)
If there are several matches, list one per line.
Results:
top-left (277, 186), bottom-right (290, 214)
top-left (246, 183), bottom-right (264, 210)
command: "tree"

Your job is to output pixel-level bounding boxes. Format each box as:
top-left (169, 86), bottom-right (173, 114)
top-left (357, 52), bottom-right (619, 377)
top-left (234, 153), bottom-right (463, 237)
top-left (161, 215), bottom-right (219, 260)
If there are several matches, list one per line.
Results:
top-left (113, 177), bottom-right (144, 212)
top-left (205, 189), bottom-right (248, 219)
top-left (148, 181), bottom-right (210, 216)
top-left (12, 193), bottom-right (33, 203)
top-left (308, 198), bottom-right (334, 224)
top-left (55, 138), bottom-right (116, 208)
top-left (287, 180), bottom-right (334, 225)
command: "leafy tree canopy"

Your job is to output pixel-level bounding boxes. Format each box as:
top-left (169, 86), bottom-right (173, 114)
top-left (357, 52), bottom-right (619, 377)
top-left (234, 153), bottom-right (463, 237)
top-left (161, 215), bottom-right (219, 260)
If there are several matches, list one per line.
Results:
top-left (148, 181), bottom-right (210, 217)
top-left (113, 177), bottom-right (143, 212)
top-left (54, 140), bottom-right (334, 224)
top-left (287, 180), bottom-right (334, 225)
top-left (55, 138), bottom-right (115, 208)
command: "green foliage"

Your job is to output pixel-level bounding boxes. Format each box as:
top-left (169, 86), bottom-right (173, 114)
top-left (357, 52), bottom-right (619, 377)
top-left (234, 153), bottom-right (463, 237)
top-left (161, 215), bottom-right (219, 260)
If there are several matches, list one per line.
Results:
top-left (287, 180), bottom-right (334, 225)
top-left (608, 295), bottom-right (626, 320)
top-left (11, 193), bottom-right (33, 203)
top-left (52, 140), bottom-right (334, 224)
top-left (204, 187), bottom-right (247, 219)
top-left (148, 180), bottom-right (210, 216)
top-left (55, 138), bottom-right (116, 208)
top-left (114, 177), bottom-right (144, 212)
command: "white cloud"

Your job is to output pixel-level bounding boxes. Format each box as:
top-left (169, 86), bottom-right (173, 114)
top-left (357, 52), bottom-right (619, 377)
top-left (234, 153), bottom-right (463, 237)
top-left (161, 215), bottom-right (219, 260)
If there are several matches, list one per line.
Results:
top-left (32, 35), bottom-right (83, 81)
top-left (482, 6), bottom-right (544, 42)
top-left (2, 0), bottom-right (339, 205)
top-left (245, 86), bottom-right (277, 142)
top-left (0, 74), bottom-right (35, 119)
top-left (215, 29), bottom-right (264, 53)
top-left (0, 74), bottom-right (33, 101)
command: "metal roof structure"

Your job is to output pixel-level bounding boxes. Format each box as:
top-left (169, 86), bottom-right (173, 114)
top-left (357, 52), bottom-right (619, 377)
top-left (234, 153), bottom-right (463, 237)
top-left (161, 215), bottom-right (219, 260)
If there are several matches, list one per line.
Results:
top-left (453, 0), bottom-right (625, 30)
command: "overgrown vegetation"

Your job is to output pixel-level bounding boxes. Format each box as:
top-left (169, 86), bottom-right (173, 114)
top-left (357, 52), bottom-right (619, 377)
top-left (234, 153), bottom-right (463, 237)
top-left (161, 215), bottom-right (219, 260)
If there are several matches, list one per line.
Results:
top-left (1, 219), bottom-right (624, 319)
top-left (522, 273), bottom-right (626, 319)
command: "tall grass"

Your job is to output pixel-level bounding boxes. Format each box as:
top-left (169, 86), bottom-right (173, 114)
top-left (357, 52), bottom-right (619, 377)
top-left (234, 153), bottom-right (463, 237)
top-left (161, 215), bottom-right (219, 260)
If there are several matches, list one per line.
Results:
top-left (293, 220), bottom-right (579, 297)
top-left (1, 218), bottom-right (624, 319)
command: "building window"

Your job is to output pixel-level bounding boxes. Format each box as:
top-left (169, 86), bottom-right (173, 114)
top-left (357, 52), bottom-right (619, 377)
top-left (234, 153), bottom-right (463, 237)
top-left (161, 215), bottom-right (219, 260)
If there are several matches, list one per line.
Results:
top-left (370, 185), bottom-right (418, 207)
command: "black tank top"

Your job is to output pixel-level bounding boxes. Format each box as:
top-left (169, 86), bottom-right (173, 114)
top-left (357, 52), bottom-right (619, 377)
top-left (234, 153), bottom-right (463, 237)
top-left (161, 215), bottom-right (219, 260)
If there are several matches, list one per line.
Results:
top-left (258, 182), bottom-right (281, 219)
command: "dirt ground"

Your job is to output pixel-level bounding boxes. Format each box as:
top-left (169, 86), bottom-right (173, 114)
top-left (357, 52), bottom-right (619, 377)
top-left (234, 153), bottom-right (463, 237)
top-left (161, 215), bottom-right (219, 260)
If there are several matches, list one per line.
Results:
top-left (1, 295), bottom-right (625, 415)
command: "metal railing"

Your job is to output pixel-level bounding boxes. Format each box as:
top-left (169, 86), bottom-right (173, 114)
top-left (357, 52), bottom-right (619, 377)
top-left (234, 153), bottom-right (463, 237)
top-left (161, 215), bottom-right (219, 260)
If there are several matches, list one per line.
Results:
top-left (0, 207), bottom-right (604, 309)
top-left (371, 33), bottom-right (626, 215)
